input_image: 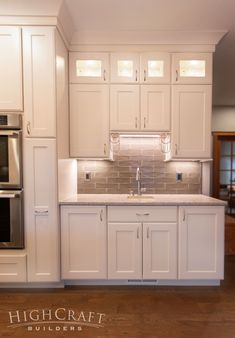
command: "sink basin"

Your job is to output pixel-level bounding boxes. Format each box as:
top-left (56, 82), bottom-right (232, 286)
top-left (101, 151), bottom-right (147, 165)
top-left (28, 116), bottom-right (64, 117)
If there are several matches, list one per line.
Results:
top-left (127, 195), bottom-right (154, 200)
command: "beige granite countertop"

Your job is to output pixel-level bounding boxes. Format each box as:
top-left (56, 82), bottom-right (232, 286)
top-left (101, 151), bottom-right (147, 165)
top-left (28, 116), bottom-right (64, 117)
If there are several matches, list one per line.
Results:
top-left (59, 194), bottom-right (227, 206)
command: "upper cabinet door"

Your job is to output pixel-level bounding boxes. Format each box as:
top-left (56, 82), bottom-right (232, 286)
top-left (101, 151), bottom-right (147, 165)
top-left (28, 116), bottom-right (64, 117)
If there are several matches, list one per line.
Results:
top-left (23, 27), bottom-right (56, 138)
top-left (70, 84), bottom-right (109, 158)
top-left (0, 27), bottom-right (22, 111)
top-left (172, 53), bottom-right (212, 84)
top-left (110, 53), bottom-right (139, 83)
top-left (69, 52), bottom-right (109, 83)
top-left (140, 53), bottom-right (171, 84)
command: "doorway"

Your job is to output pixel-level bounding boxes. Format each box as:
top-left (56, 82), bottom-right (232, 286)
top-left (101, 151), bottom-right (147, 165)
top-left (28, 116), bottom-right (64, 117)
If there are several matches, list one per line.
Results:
top-left (213, 132), bottom-right (235, 255)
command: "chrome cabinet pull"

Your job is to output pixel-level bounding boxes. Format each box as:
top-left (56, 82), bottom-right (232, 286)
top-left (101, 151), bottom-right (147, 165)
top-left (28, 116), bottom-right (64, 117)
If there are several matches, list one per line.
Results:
top-left (27, 121), bottom-right (31, 135)
top-left (136, 213), bottom-right (150, 216)
top-left (137, 227), bottom-right (140, 239)
top-left (100, 209), bottom-right (103, 221)
top-left (35, 210), bottom-right (49, 215)
top-left (135, 117), bottom-right (138, 129)
top-left (135, 70), bottom-right (138, 82)
top-left (175, 144), bottom-right (178, 155)
top-left (103, 69), bottom-right (106, 81)
top-left (144, 69), bottom-right (147, 82)
top-left (183, 208), bottom-right (186, 222)
top-left (147, 227), bottom-right (150, 239)
top-left (104, 143), bottom-right (107, 155)
top-left (144, 117), bottom-right (147, 128)
top-left (176, 70), bottom-right (179, 82)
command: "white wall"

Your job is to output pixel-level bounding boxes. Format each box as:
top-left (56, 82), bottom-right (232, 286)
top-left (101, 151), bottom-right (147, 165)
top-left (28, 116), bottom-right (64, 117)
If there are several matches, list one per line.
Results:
top-left (212, 106), bottom-right (235, 132)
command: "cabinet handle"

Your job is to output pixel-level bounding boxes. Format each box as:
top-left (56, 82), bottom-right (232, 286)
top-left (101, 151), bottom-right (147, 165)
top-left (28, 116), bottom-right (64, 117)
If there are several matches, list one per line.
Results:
top-left (144, 69), bottom-right (147, 82)
top-left (100, 209), bottom-right (103, 222)
top-left (183, 209), bottom-right (186, 222)
top-left (176, 70), bottom-right (179, 82)
top-left (104, 143), bottom-right (107, 155)
top-left (136, 213), bottom-right (150, 216)
top-left (175, 144), bottom-right (178, 155)
top-left (137, 227), bottom-right (140, 239)
top-left (35, 210), bottom-right (49, 215)
top-left (27, 121), bottom-right (31, 135)
top-left (147, 227), bottom-right (150, 239)
top-left (144, 117), bottom-right (147, 128)
top-left (103, 69), bottom-right (106, 81)
top-left (135, 70), bottom-right (138, 82)
top-left (135, 117), bottom-right (138, 128)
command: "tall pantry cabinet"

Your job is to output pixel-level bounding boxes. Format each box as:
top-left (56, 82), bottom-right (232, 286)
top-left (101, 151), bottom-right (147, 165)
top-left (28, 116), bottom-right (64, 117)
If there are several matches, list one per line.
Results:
top-left (23, 27), bottom-right (68, 282)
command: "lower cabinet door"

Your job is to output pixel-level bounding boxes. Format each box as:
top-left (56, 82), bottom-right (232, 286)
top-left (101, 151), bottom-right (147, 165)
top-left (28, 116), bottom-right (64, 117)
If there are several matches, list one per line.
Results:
top-left (61, 206), bottom-right (107, 279)
top-left (24, 139), bottom-right (59, 282)
top-left (108, 223), bottom-right (142, 279)
top-left (0, 254), bottom-right (27, 282)
top-left (143, 223), bottom-right (177, 279)
top-left (179, 206), bottom-right (224, 279)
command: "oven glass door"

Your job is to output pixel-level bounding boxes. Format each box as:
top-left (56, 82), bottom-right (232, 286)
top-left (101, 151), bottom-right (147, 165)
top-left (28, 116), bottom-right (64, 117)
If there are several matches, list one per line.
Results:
top-left (0, 191), bottom-right (24, 248)
top-left (0, 131), bottom-right (22, 188)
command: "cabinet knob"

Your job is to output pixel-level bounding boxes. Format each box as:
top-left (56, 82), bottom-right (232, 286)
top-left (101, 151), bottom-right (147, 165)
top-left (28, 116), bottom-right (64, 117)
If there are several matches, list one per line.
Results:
top-left (27, 121), bottom-right (31, 135)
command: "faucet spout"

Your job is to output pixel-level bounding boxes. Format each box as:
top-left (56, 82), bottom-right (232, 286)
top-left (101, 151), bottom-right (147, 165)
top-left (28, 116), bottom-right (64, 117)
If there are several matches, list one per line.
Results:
top-left (136, 167), bottom-right (141, 195)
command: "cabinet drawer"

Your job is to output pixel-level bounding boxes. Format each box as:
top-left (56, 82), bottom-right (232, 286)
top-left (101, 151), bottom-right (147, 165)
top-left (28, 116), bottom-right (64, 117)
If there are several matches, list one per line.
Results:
top-left (108, 206), bottom-right (177, 222)
top-left (0, 254), bottom-right (27, 282)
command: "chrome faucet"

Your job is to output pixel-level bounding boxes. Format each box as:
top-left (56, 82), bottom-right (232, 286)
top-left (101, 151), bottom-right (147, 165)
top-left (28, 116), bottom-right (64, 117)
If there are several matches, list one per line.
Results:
top-left (136, 167), bottom-right (142, 195)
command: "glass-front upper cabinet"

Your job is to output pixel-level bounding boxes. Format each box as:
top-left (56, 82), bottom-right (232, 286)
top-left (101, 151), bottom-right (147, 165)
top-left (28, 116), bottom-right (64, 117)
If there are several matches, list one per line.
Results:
top-left (172, 53), bottom-right (212, 84)
top-left (140, 53), bottom-right (171, 84)
top-left (69, 52), bottom-right (109, 83)
top-left (110, 53), bottom-right (140, 83)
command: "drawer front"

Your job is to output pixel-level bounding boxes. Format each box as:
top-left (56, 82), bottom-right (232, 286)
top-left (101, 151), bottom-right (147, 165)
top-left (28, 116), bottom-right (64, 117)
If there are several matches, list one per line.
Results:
top-left (0, 254), bottom-right (27, 282)
top-left (108, 206), bottom-right (177, 222)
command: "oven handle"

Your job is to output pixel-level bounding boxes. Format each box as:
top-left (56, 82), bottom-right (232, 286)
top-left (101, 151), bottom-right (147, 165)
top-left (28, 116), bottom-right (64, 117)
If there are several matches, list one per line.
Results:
top-left (0, 191), bottom-right (21, 198)
top-left (0, 131), bottom-right (19, 136)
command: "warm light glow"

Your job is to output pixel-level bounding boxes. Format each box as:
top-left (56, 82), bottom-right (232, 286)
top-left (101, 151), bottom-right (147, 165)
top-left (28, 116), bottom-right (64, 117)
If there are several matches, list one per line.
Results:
top-left (148, 60), bottom-right (164, 77)
top-left (76, 60), bottom-right (102, 77)
top-left (118, 60), bottom-right (133, 77)
top-left (180, 60), bottom-right (206, 77)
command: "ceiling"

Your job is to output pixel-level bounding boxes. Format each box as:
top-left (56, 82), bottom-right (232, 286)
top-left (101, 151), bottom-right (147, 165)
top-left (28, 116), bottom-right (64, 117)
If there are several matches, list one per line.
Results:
top-left (0, 0), bottom-right (235, 105)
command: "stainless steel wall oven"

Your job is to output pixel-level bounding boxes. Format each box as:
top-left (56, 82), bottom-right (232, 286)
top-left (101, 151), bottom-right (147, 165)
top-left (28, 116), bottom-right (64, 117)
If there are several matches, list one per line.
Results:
top-left (0, 114), bottom-right (24, 248)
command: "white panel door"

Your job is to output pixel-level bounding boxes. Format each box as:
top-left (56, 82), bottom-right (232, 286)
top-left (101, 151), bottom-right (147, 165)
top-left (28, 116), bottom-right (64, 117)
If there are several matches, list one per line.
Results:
top-left (172, 85), bottom-right (212, 158)
top-left (70, 84), bottom-right (109, 158)
top-left (69, 52), bottom-right (109, 83)
top-left (178, 206), bottom-right (224, 279)
top-left (140, 53), bottom-right (171, 84)
top-left (0, 254), bottom-right (26, 282)
top-left (108, 223), bottom-right (142, 279)
top-left (172, 53), bottom-right (212, 84)
top-left (61, 206), bottom-right (107, 279)
top-left (23, 27), bottom-right (56, 137)
top-left (0, 27), bottom-right (22, 111)
top-left (143, 223), bottom-right (177, 279)
top-left (141, 85), bottom-right (171, 131)
top-left (110, 53), bottom-right (139, 83)
top-left (24, 139), bottom-right (59, 282)
top-left (110, 85), bottom-right (140, 131)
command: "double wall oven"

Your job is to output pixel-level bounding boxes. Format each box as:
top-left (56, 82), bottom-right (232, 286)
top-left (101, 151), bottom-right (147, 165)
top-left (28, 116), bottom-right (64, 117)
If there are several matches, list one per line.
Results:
top-left (0, 114), bottom-right (24, 248)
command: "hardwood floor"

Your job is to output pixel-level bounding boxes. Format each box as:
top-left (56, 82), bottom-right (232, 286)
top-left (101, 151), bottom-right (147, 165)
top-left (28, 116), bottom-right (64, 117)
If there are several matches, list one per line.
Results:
top-left (1, 257), bottom-right (235, 338)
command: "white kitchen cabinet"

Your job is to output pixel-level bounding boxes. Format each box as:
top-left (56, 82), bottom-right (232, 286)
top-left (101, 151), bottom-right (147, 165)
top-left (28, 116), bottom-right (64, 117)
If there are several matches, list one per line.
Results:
top-left (61, 206), bottom-right (107, 279)
top-left (172, 85), bottom-right (212, 158)
top-left (108, 206), bottom-right (177, 280)
top-left (172, 53), bottom-right (212, 84)
top-left (110, 84), bottom-right (140, 131)
top-left (0, 27), bottom-right (22, 111)
top-left (178, 206), bottom-right (224, 279)
top-left (140, 53), bottom-right (171, 84)
top-left (111, 53), bottom-right (139, 83)
top-left (24, 139), bottom-right (59, 282)
top-left (69, 52), bottom-right (109, 83)
top-left (141, 85), bottom-right (170, 131)
top-left (23, 27), bottom-right (56, 137)
top-left (108, 223), bottom-right (142, 279)
top-left (70, 84), bottom-right (109, 158)
top-left (0, 253), bottom-right (26, 282)
top-left (143, 223), bottom-right (177, 279)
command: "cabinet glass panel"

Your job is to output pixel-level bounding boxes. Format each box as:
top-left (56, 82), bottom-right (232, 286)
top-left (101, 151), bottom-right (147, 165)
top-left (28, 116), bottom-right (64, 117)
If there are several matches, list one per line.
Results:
top-left (221, 142), bottom-right (231, 156)
top-left (117, 60), bottom-right (133, 77)
top-left (148, 60), bottom-right (164, 77)
top-left (76, 60), bottom-right (102, 77)
top-left (180, 60), bottom-right (206, 78)
top-left (220, 171), bottom-right (231, 184)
